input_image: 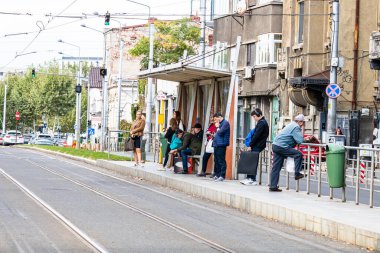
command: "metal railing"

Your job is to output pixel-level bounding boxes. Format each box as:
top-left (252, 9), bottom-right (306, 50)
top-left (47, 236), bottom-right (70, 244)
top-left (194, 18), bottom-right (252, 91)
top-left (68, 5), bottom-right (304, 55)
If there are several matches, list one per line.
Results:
top-left (106, 130), bottom-right (161, 162)
top-left (235, 139), bottom-right (380, 208)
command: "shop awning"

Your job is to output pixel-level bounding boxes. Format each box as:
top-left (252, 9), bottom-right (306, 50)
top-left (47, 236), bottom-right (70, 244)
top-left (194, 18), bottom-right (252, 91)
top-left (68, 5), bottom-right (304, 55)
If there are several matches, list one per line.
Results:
top-left (137, 63), bottom-right (231, 83)
top-left (289, 70), bottom-right (330, 91)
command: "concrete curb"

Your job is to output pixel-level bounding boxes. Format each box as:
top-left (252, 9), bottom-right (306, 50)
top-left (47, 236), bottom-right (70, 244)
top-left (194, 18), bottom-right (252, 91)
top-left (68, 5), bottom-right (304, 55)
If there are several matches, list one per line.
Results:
top-left (20, 147), bottom-right (380, 250)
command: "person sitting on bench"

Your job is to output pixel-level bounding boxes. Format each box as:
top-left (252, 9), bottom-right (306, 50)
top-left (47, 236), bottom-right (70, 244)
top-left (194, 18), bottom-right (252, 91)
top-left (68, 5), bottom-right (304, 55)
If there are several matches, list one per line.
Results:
top-left (170, 123), bottom-right (203, 174)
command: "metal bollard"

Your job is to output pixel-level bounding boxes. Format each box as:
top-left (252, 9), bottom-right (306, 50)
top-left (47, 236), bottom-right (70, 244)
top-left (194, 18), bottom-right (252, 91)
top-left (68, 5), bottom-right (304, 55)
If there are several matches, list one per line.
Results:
top-left (355, 154), bottom-right (360, 205)
top-left (342, 150), bottom-right (347, 202)
top-left (267, 147), bottom-right (272, 186)
top-left (258, 151), bottom-right (263, 185)
top-left (330, 188), bottom-right (333, 199)
top-left (370, 154), bottom-right (375, 208)
top-left (318, 148), bottom-right (322, 197)
top-left (307, 149), bottom-right (311, 194)
top-left (107, 136), bottom-right (110, 160)
top-left (286, 171), bottom-right (290, 190)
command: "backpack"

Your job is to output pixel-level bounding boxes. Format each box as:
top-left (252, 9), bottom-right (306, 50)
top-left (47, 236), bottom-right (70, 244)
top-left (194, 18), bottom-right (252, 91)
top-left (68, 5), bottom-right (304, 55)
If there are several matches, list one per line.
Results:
top-left (244, 128), bottom-right (255, 147)
top-left (170, 134), bottom-right (183, 150)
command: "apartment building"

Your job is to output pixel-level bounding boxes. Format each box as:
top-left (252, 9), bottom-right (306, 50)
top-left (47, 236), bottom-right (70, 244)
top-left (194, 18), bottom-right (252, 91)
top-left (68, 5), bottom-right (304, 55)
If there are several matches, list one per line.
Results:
top-left (213, 0), bottom-right (283, 139)
top-left (278, 0), bottom-right (379, 145)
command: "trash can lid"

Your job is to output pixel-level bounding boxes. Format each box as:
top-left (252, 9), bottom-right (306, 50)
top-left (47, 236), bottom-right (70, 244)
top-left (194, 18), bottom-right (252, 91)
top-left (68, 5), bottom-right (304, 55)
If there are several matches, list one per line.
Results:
top-left (326, 143), bottom-right (345, 154)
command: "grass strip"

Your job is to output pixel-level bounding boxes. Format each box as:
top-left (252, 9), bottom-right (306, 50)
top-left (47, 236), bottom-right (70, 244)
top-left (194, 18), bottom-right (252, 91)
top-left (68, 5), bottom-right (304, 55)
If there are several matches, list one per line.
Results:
top-left (29, 145), bottom-right (132, 161)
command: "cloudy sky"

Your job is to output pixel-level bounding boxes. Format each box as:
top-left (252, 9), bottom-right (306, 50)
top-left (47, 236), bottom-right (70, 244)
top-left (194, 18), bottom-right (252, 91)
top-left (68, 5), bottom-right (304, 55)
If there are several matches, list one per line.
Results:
top-left (0, 0), bottom-right (197, 72)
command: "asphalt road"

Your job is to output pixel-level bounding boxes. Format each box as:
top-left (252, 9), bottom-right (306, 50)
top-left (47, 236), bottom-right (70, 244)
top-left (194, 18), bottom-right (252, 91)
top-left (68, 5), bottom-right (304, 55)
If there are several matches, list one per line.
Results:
top-left (0, 146), bottom-right (370, 253)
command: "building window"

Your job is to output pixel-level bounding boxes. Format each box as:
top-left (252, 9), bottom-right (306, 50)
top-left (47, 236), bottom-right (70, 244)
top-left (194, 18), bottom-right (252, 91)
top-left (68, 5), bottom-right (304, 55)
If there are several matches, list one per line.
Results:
top-left (246, 43), bottom-right (256, 66)
top-left (213, 42), bottom-right (228, 70)
top-left (256, 33), bottom-right (282, 65)
top-left (297, 0), bottom-right (304, 43)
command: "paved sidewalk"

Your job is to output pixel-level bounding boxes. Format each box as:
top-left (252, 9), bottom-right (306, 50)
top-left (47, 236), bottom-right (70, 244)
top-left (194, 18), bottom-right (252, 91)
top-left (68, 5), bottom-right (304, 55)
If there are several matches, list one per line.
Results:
top-left (22, 147), bottom-right (380, 251)
top-left (97, 160), bottom-right (380, 251)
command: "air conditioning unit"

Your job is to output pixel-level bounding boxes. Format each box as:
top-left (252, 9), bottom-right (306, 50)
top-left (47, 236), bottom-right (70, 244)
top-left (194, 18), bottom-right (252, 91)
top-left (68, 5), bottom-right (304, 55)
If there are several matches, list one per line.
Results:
top-left (369, 31), bottom-right (380, 60)
top-left (243, 66), bottom-right (255, 79)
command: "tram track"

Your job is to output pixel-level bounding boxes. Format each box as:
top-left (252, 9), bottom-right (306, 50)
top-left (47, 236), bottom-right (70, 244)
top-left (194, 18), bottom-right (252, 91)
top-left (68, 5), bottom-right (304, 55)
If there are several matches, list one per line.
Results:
top-left (26, 159), bottom-right (236, 253)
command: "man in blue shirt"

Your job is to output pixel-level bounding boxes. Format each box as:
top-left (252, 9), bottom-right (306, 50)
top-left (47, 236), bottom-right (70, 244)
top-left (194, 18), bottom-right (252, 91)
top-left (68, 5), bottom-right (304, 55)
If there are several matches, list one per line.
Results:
top-left (269, 114), bottom-right (310, 192)
top-left (212, 112), bottom-right (230, 182)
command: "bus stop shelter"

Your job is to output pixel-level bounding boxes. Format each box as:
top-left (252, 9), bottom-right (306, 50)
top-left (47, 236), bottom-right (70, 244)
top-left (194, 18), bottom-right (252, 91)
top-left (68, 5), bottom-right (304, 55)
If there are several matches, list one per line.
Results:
top-left (138, 63), bottom-right (239, 179)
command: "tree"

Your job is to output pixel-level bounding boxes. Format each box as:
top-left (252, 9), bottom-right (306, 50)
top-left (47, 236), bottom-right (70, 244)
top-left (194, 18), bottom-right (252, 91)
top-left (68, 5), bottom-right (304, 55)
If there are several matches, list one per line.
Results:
top-left (129, 18), bottom-right (200, 69)
top-left (0, 60), bottom-right (84, 133)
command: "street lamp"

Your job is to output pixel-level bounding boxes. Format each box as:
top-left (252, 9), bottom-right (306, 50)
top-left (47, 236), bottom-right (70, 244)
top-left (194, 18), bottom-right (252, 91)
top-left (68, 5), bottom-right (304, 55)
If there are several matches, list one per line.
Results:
top-left (125, 0), bottom-right (154, 153)
top-left (58, 39), bottom-right (81, 149)
top-left (80, 24), bottom-right (109, 151)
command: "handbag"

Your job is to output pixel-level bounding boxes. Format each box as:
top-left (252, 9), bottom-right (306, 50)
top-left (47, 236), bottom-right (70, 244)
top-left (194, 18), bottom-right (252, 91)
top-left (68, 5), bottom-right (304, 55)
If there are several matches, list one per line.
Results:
top-left (237, 151), bottom-right (260, 175)
top-left (206, 139), bottom-right (214, 153)
top-left (173, 156), bottom-right (193, 174)
top-left (286, 157), bottom-right (295, 173)
top-left (124, 137), bottom-right (134, 152)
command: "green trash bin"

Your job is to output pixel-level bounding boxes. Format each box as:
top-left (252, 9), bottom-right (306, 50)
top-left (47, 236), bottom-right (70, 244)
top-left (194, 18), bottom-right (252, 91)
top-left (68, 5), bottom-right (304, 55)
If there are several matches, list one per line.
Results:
top-left (326, 144), bottom-right (346, 188)
top-left (160, 133), bottom-right (168, 158)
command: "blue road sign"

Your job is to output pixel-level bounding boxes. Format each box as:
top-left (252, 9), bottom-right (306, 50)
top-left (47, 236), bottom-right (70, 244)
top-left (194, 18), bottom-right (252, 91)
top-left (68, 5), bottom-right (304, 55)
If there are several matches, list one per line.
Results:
top-left (88, 128), bottom-right (95, 136)
top-left (325, 84), bottom-right (341, 99)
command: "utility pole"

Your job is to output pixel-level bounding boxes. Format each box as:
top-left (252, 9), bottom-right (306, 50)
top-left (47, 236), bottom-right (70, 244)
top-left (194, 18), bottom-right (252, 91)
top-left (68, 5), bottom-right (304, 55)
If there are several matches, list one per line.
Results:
top-left (327, 0), bottom-right (340, 135)
top-left (2, 77), bottom-right (7, 133)
top-left (117, 40), bottom-right (124, 131)
top-left (146, 20), bottom-right (154, 152)
top-left (199, 0), bottom-right (206, 67)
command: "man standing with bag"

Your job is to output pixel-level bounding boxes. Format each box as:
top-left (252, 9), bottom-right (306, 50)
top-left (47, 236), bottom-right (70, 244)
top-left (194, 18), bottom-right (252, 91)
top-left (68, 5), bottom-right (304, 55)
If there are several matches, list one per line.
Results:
top-left (240, 108), bottom-right (269, 186)
top-left (269, 114), bottom-right (310, 192)
top-left (212, 112), bottom-right (230, 182)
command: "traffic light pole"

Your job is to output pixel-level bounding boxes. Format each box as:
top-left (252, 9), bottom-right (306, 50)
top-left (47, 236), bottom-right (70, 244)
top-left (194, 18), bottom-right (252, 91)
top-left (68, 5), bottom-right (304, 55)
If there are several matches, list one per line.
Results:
top-left (75, 49), bottom-right (82, 149)
top-left (327, 0), bottom-right (340, 135)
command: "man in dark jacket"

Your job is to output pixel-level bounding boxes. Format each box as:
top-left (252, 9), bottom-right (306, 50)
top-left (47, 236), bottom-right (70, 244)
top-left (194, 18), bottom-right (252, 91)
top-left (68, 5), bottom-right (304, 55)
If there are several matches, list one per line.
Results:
top-left (212, 112), bottom-right (230, 182)
top-left (170, 123), bottom-right (203, 174)
top-left (240, 108), bottom-right (269, 186)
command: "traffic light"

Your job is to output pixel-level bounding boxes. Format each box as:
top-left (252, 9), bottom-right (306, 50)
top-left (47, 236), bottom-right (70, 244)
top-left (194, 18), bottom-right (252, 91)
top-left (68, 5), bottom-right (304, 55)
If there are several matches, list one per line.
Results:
top-left (87, 120), bottom-right (91, 127)
top-left (105, 11), bottom-right (110, 26)
top-left (31, 68), bottom-right (36, 78)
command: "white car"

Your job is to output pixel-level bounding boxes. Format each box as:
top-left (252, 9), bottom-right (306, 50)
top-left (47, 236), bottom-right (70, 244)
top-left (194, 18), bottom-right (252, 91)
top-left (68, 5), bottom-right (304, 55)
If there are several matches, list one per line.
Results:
top-left (34, 134), bottom-right (54, 146)
top-left (3, 131), bottom-right (24, 145)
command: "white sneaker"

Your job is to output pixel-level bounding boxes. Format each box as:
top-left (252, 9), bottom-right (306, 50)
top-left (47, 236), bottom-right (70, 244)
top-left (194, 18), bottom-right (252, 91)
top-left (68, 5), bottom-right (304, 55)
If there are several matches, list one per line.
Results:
top-left (240, 178), bottom-right (257, 186)
top-left (214, 176), bottom-right (224, 182)
top-left (212, 176), bottom-right (218, 180)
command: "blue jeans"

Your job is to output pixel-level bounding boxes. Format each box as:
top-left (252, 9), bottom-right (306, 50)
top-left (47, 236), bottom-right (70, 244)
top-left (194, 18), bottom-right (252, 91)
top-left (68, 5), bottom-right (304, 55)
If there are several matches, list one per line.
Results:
top-left (214, 146), bottom-right (227, 178)
top-left (247, 147), bottom-right (263, 181)
top-left (270, 144), bottom-right (303, 188)
top-left (180, 148), bottom-right (193, 172)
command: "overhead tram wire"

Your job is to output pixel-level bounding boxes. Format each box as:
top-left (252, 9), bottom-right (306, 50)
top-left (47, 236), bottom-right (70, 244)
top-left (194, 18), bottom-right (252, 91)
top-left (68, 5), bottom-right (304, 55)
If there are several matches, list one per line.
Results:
top-left (0, 0), bottom-right (81, 71)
